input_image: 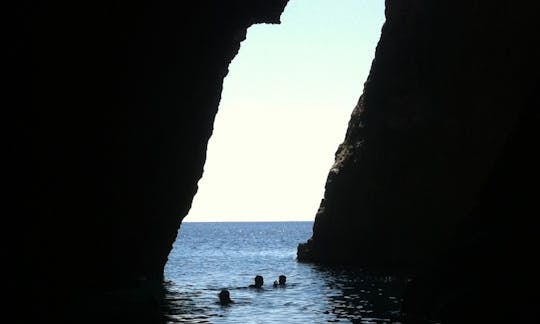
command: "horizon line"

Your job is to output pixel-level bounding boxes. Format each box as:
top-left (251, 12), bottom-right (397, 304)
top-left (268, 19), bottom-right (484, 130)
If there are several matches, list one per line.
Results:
top-left (182, 219), bottom-right (314, 223)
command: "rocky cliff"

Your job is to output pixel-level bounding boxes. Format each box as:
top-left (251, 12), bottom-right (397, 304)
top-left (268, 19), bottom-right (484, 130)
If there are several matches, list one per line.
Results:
top-left (6, 0), bottom-right (288, 319)
top-left (298, 0), bottom-right (539, 322)
top-left (6, 0), bottom-right (540, 322)
top-left (299, 0), bottom-right (539, 266)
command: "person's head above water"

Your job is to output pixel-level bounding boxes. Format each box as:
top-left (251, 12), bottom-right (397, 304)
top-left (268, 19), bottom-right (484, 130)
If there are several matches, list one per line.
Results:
top-left (249, 275), bottom-right (264, 288)
top-left (274, 275), bottom-right (286, 287)
top-left (218, 289), bottom-right (232, 305)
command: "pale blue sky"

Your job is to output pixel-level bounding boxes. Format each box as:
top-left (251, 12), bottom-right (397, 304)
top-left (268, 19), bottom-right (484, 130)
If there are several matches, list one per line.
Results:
top-left (185, 0), bottom-right (385, 222)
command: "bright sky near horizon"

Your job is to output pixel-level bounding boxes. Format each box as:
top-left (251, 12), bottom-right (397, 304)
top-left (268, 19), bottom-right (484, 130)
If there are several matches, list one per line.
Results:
top-left (184, 0), bottom-right (385, 222)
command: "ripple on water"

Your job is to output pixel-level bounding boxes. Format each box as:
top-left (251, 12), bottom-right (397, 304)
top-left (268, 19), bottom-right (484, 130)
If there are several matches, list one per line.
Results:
top-left (164, 222), bottom-right (410, 323)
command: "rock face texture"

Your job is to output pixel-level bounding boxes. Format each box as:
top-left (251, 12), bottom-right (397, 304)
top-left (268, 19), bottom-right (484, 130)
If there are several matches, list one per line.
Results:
top-left (299, 0), bottom-right (539, 266)
top-left (298, 0), bottom-right (540, 321)
top-left (6, 0), bottom-right (288, 319)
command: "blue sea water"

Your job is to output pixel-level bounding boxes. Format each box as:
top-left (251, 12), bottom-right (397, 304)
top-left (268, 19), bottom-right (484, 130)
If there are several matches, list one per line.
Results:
top-left (164, 221), bottom-right (407, 323)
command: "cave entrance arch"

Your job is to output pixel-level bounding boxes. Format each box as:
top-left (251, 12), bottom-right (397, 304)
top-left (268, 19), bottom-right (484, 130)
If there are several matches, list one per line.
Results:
top-left (162, 0), bottom-right (385, 320)
top-left (183, 0), bottom-right (385, 223)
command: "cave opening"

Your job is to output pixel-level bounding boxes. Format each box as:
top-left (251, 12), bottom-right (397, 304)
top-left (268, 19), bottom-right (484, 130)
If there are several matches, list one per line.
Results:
top-left (162, 1), bottom-right (394, 322)
top-left (183, 0), bottom-right (385, 223)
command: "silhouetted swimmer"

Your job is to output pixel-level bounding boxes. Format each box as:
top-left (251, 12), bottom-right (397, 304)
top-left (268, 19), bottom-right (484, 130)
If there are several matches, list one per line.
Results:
top-left (218, 289), bottom-right (233, 305)
top-left (273, 275), bottom-right (286, 287)
top-left (249, 275), bottom-right (264, 289)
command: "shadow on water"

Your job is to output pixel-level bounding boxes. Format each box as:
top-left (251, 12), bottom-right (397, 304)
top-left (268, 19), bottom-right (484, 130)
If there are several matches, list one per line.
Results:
top-left (64, 269), bottom-right (438, 323)
top-left (39, 268), bottom-right (444, 324)
top-left (159, 281), bottom-right (216, 323)
top-left (63, 280), bottom-right (212, 324)
top-left (311, 265), bottom-right (437, 324)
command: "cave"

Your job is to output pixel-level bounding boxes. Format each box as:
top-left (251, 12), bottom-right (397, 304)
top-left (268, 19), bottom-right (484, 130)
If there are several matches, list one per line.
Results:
top-left (6, 0), bottom-right (540, 323)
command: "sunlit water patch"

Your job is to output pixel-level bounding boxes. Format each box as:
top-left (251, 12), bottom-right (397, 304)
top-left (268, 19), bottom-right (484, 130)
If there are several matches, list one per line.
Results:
top-left (164, 222), bottom-right (407, 323)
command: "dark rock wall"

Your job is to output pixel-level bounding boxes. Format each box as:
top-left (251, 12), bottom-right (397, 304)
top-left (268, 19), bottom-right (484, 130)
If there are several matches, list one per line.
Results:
top-left (299, 0), bottom-right (539, 267)
top-left (6, 0), bottom-right (288, 315)
top-left (7, 0), bottom-right (540, 321)
top-left (298, 0), bottom-right (540, 321)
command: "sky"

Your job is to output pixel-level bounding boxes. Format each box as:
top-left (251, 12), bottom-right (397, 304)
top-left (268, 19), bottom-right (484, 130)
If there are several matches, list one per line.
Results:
top-left (184, 0), bottom-right (385, 222)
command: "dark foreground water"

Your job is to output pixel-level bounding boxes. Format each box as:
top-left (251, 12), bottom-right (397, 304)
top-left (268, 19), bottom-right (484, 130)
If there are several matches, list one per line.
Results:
top-left (163, 221), bottom-right (408, 323)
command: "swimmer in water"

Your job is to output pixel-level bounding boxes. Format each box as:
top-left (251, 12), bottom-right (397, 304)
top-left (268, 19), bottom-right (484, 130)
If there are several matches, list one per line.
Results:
top-left (218, 289), bottom-right (233, 305)
top-left (273, 275), bottom-right (286, 287)
top-left (249, 275), bottom-right (264, 289)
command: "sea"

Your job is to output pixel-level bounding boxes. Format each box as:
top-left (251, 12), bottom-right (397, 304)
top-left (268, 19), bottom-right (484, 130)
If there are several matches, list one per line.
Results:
top-left (163, 221), bottom-right (408, 323)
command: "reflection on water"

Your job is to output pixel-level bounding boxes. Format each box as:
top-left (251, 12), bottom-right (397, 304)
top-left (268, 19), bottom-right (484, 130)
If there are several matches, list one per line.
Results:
top-left (161, 222), bottom-right (418, 323)
top-left (63, 220), bottom-right (437, 323)
top-left (160, 281), bottom-right (213, 323)
top-left (65, 281), bottom-right (213, 323)
top-left (161, 266), bottom-right (409, 323)
top-left (314, 266), bottom-right (406, 323)
top-left (65, 268), bottom-right (413, 323)
top-left (160, 280), bottom-right (273, 323)
top-left (68, 271), bottom-right (411, 323)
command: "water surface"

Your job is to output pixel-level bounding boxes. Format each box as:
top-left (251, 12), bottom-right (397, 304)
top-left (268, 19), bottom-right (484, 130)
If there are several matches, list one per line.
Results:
top-left (164, 221), bottom-right (407, 323)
